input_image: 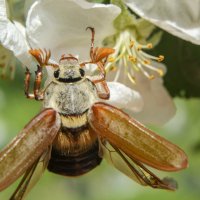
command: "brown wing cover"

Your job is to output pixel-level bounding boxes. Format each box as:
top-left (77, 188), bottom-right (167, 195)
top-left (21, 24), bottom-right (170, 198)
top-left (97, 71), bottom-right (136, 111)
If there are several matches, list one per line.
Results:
top-left (0, 109), bottom-right (61, 191)
top-left (88, 103), bottom-right (188, 172)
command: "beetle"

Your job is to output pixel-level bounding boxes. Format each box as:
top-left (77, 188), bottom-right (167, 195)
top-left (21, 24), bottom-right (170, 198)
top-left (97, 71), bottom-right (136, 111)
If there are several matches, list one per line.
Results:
top-left (0, 27), bottom-right (188, 200)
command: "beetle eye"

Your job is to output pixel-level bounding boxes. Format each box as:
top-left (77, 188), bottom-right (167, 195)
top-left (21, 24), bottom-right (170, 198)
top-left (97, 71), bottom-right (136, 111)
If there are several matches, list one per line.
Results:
top-left (54, 70), bottom-right (60, 78)
top-left (79, 68), bottom-right (85, 77)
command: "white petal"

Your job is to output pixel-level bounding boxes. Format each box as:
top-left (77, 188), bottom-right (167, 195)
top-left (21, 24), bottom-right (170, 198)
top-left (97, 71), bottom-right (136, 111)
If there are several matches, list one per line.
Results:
top-left (132, 71), bottom-right (176, 126)
top-left (24, 0), bottom-right (37, 16)
top-left (105, 82), bottom-right (144, 113)
top-left (26, 0), bottom-right (121, 61)
top-left (124, 0), bottom-right (200, 44)
top-left (0, 0), bottom-right (34, 68)
top-left (107, 61), bottom-right (175, 125)
top-left (0, 0), bottom-right (7, 18)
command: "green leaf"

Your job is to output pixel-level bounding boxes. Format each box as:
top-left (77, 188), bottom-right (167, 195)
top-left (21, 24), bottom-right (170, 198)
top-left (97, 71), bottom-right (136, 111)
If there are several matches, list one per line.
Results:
top-left (151, 31), bottom-right (200, 98)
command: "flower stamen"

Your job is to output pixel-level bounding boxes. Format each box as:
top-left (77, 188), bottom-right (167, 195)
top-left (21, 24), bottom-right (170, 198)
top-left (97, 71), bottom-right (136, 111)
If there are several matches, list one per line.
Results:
top-left (108, 57), bottom-right (115, 62)
top-left (105, 30), bottom-right (164, 83)
top-left (157, 55), bottom-right (164, 62)
top-left (129, 41), bottom-right (134, 48)
top-left (128, 55), bottom-right (137, 63)
top-left (127, 72), bottom-right (136, 84)
top-left (147, 43), bottom-right (153, 49)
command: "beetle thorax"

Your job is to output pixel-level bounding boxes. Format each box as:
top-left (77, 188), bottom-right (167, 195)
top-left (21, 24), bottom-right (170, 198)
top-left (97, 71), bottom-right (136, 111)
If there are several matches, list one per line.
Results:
top-left (43, 64), bottom-right (98, 115)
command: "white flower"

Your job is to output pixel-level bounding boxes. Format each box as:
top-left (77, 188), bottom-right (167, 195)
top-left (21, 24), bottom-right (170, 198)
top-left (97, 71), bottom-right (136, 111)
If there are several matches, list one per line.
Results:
top-left (106, 29), bottom-right (164, 82)
top-left (106, 37), bottom-right (176, 125)
top-left (0, 0), bottom-right (175, 125)
top-left (103, 2), bottom-right (176, 125)
top-left (124, 62), bottom-right (176, 125)
top-left (0, 0), bottom-right (33, 75)
top-left (27, 0), bottom-right (121, 60)
top-left (124, 0), bottom-right (200, 45)
top-left (1, 0), bottom-right (121, 67)
top-left (106, 81), bottom-right (144, 113)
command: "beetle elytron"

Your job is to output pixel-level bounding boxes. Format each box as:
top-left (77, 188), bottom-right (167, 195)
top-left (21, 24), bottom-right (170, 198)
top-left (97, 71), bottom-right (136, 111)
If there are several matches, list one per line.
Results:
top-left (0, 27), bottom-right (188, 200)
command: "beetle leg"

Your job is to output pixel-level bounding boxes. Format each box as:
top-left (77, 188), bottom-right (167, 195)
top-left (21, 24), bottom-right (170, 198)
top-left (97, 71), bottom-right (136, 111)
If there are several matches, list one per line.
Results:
top-left (101, 55), bottom-right (108, 66)
top-left (80, 61), bottom-right (110, 99)
top-left (9, 147), bottom-right (51, 200)
top-left (86, 26), bottom-right (95, 60)
top-left (90, 61), bottom-right (106, 83)
top-left (26, 48), bottom-right (56, 101)
top-left (29, 49), bottom-right (58, 68)
top-left (100, 140), bottom-right (177, 190)
top-left (33, 65), bottom-right (44, 100)
top-left (84, 27), bottom-right (113, 99)
top-left (90, 62), bottom-right (110, 99)
top-left (9, 157), bottom-right (41, 200)
top-left (110, 143), bottom-right (177, 190)
top-left (92, 47), bottom-right (98, 62)
top-left (24, 67), bottom-right (35, 99)
top-left (79, 61), bottom-right (105, 83)
top-left (24, 66), bottom-right (44, 100)
top-left (95, 80), bottom-right (110, 100)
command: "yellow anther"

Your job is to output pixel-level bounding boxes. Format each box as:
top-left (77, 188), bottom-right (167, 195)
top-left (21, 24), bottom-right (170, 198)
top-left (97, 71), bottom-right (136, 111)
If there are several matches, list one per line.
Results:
top-left (137, 45), bottom-right (142, 51)
top-left (108, 57), bottom-right (115, 62)
top-left (109, 65), bottom-right (117, 71)
top-left (130, 41), bottom-right (134, 48)
top-left (128, 55), bottom-right (137, 63)
top-left (148, 75), bottom-right (155, 80)
top-left (157, 69), bottom-right (164, 76)
top-left (104, 31), bottom-right (166, 84)
top-left (147, 43), bottom-right (153, 49)
top-left (143, 60), bottom-right (151, 65)
top-left (157, 55), bottom-right (164, 62)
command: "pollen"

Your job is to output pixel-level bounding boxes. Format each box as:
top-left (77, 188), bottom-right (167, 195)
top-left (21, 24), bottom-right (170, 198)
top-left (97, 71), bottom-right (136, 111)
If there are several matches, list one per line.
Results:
top-left (147, 43), bottom-right (153, 49)
top-left (157, 68), bottom-right (164, 76)
top-left (137, 45), bottom-right (142, 51)
top-left (108, 57), bottom-right (115, 62)
top-left (157, 55), bottom-right (164, 62)
top-left (128, 55), bottom-right (137, 63)
top-left (148, 75), bottom-right (155, 80)
top-left (143, 60), bottom-right (151, 65)
top-left (129, 41), bottom-right (134, 48)
top-left (108, 65), bottom-right (117, 72)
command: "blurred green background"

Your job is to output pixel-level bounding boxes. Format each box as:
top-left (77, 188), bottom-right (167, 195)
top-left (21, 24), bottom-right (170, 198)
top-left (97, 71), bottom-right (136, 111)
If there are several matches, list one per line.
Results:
top-left (0, 67), bottom-right (200, 200)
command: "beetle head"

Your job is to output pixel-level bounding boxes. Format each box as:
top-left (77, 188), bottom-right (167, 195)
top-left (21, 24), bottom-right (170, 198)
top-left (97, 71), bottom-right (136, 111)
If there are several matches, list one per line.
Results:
top-left (54, 56), bottom-right (85, 83)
